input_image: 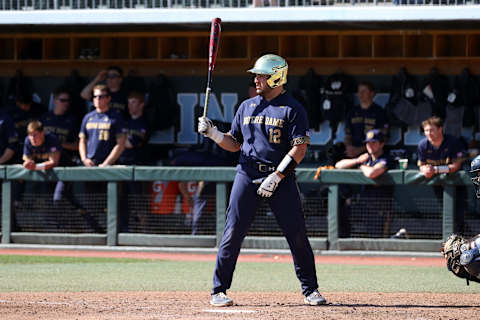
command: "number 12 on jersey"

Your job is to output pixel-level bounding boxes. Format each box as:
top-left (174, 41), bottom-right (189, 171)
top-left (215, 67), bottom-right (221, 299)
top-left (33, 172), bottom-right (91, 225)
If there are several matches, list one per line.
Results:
top-left (269, 128), bottom-right (281, 144)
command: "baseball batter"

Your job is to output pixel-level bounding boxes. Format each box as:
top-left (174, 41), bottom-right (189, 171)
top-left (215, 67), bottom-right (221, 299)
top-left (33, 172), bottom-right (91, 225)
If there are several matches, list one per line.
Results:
top-left (198, 54), bottom-right (326, 307)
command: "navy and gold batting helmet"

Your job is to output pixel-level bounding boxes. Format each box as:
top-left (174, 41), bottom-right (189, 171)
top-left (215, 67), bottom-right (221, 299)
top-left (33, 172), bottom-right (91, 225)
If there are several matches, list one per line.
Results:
top-left (247, 54), bottom-right (288, 88)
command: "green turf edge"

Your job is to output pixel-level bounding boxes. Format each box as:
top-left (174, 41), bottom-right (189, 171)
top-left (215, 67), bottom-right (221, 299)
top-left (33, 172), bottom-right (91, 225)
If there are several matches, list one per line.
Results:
top-left (0, 255), bottom-right (479, 293)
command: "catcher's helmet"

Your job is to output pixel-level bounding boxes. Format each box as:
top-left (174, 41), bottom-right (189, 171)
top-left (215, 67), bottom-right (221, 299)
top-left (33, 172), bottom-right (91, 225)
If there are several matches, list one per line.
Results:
top-left (247, 54), bottom-right (288, 88)
top-left (470, 155), bottom-right (480, 198)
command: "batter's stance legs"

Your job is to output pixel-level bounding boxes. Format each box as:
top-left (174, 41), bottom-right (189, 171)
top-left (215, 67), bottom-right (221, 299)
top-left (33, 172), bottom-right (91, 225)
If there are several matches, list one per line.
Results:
top-left (212, 173), bottom-right (261, 295)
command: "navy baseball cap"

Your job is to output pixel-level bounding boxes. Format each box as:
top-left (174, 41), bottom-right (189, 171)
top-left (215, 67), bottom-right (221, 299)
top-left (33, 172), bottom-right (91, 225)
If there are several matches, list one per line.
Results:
top-left (364, 129), bottom-right (384, 143)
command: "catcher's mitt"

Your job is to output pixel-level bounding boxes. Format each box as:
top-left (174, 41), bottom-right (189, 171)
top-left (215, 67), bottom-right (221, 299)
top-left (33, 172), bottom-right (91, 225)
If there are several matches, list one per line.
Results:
top-left (441, 234), bottom-right (480, 285)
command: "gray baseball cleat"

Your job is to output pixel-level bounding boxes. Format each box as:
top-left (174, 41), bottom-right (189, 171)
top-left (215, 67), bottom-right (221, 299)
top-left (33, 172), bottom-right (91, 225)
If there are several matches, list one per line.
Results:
top-left (210, 292), bottom-right (233, 307)
top-left (304, 290), bottom-right (327, 306)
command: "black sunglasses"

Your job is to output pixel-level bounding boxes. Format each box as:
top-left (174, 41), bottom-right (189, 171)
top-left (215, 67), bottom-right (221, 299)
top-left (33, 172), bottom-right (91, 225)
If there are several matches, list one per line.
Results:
top-left (93, 94), bottom-right (109, 99)
top-left (57, 98), bottom-right (70, 103)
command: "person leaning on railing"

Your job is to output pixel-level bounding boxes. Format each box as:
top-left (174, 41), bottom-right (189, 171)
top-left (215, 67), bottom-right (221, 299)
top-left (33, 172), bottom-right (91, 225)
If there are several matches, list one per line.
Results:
top-left (335, 129), bottom-right (396, 238)
top-left (325, 81), bottom-right (388, 165)
top-left (417, 116), bottom-right (466, 234)
top-left (22, 120), bottom-right (60, 172)
top-left (21, 120), bottom-right (61, 228)
top-left (22, 120), bottom-right (93, 232)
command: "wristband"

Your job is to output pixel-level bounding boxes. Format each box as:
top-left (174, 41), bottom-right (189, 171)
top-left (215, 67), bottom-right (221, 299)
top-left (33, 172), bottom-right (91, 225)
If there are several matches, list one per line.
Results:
top-left (36, 163), bottom-right (46, 170)
top-left (277, 154), bottom-right (297, 176)
top-left (210, 128), bottom-right (224, 144)
top-left (435, 165), bottom-right (449, 174)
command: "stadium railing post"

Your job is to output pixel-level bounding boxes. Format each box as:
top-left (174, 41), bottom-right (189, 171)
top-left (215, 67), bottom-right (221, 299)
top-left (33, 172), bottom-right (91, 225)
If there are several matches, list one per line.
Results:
top-left (442, 185), bottom-right (455, 240)
top-left (215, 182), bottom-right (227, 247)
top-left (1, 180), bottom-right (12, 244)
top-left (327, 184), bottom-right (339, 250)
top-left (107, 181), bottom-right (119, 246)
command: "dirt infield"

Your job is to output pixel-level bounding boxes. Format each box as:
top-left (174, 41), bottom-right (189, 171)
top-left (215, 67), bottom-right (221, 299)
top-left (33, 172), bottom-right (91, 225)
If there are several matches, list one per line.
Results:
top-left (0, 248), bottom-right (478, 319)
top-left (0, 291), bottom-right (479, 320)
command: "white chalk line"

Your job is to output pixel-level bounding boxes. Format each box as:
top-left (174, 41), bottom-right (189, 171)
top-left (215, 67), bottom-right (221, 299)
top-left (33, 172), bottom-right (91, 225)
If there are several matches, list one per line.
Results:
top-left (203, 309), bottom-right (256, 313)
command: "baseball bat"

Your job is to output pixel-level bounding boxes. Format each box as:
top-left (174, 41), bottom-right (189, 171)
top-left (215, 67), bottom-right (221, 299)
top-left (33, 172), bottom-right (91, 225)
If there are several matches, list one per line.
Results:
top-left (202, 17), bottom-right (222, 120)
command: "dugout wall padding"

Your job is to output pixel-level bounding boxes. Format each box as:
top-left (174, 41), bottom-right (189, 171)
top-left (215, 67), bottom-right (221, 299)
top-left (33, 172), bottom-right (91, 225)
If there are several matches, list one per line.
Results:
top-left (0, 166), bottom-right (475, 252)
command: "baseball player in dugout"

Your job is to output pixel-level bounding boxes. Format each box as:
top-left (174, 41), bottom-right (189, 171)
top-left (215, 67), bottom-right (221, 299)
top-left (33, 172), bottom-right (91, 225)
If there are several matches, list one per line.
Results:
top-left (442, 155), bottom-right (480, 285)
top-left (198, 54), bottom-right (326, 307)
top-left (417, 116), bottom-right (466, 235)
top-left (417, 116), bottom-right (464, 180)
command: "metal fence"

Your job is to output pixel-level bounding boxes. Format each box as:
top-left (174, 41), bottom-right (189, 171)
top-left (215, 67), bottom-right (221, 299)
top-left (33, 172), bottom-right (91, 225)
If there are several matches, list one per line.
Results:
top-left (0, 0), bottom-right (478, 10)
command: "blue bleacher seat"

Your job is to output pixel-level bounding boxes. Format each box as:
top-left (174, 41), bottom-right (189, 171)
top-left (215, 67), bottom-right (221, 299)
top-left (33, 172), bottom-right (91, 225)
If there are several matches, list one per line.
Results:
top-left (386, 126), bottom-right (402, 146)
top-left (310, 120), bottom-right (333, 146)
top-left (333, 121), bottom-right (345, 144)
top-left (404, 125), bottom-right (424, 146)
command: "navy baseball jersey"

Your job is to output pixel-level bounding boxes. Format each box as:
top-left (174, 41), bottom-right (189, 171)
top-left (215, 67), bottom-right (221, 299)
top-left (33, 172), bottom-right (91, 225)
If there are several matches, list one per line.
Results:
top-left (23, 132), bottom-right (61, 162)
top-left (345, 103), bottom-right (388, 147)
top-left (41, 111), bottom-right (78, 145)
top-left (363, 152), bottom-right (396, 170)
top-left (110, 89), bottom-right (128, 117)
top-left (417, 134), bottom-right (464, 166)
top-left (41, 111), bottom-right (79, 165)
top-left (79, 109), bottom-right (126, 164)
top-left (7, 104), bottom-right (45, 144)
top-left (118, 115), bottom-right (148, 165)
top-left (0, 112), bottom-right (18, 157)
top-left (229, 92), bottom-right (310, 169)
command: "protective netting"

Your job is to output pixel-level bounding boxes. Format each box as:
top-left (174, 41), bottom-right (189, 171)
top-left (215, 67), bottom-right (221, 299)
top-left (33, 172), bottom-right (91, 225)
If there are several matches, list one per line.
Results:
top-left (6, 181), bottom-right (480, 239)
top-left (347, 194), bottom-right (443, 239)
top-left (247, 195), bottom-right (329, 237)
top-left (123, 193), bottom-right (216, 235)
top-left (121, 189), bottom-right (329, 236)
top-left (14, 192), bottom-right (107, 233)
top-left (10, 181), bottom-right (329, 236)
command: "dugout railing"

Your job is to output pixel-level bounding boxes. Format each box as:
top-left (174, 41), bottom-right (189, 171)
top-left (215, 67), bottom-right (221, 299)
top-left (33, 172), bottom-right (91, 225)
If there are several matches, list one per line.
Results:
top-left (0, 165), bottom-right (473, 252)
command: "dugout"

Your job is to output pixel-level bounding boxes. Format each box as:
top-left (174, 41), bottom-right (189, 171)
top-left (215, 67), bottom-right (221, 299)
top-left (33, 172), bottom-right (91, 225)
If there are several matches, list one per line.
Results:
top-left (1, 4), bottom-right (480, 251)
top-left (0, 28), bottom-right (479, 158)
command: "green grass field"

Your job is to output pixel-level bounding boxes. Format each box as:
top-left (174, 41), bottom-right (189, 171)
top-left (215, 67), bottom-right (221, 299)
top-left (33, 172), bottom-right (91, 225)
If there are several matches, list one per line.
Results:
top-left (1, 255), bottom-right (479, 293)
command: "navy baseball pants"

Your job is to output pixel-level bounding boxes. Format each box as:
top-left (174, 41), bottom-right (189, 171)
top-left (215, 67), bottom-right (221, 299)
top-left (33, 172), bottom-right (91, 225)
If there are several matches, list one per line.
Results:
top-left (212, 170), bottom-right (319, 296)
